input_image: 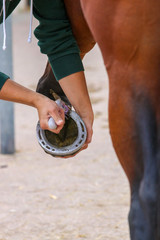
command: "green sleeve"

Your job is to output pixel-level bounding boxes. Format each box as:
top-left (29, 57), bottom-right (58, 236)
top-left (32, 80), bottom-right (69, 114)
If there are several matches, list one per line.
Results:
top-left (0, 0), bottom-right (21, 24)
top-left (33, 0), bottom-right (84, 81)
top-left (0, 0), bottom-right (20, 91)
top-left (0, 72), bottom-right (10, 90)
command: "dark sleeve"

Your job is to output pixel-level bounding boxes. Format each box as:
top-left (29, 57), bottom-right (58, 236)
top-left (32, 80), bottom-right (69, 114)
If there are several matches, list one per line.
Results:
top-left (33, 0), bottom-right (84, 81)
top-left (0, 0), bottom-right (20, 90)
top-left (0, 72), bottom-right (10, 90)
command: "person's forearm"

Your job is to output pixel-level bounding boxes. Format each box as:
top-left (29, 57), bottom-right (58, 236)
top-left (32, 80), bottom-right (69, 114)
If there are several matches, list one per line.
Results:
top-left (0, 79), bottom-right (65, 134)
top-left (0, 79), bottom-right (41, 107)
top-left (59, 71), bottom-right (94, 144)
top-left (59, 71), bottom-right (93, 118)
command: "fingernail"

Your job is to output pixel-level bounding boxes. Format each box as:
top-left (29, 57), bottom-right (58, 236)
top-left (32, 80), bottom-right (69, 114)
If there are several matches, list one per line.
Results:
top-left (57, 119), bottom-right (63, 125)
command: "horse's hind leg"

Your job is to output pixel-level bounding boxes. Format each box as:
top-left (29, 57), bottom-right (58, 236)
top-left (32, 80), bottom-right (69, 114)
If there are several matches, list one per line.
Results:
top-left (80, 0), bottom-right (160, 238)
top-left (109, 83), bottom-right (158, 239)
top-left (109, 85), bottom-right (159, 239)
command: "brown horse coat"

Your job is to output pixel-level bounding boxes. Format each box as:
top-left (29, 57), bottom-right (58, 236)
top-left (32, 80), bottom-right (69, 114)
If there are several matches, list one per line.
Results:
top-left (80, 1), bottom-right (160, 239)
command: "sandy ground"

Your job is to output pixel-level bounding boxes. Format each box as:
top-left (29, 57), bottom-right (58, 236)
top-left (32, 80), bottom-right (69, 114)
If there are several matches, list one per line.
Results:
top-left (0, 11), bottom-right (130, 240)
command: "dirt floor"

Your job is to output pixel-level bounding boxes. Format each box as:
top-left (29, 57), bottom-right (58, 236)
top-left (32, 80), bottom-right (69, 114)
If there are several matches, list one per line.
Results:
top-left (0, 11), bottom-right (130, 240)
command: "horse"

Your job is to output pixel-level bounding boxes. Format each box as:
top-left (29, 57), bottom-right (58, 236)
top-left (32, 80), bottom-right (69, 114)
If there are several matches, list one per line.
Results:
top-left (37, 0), bottom-right (160, 239)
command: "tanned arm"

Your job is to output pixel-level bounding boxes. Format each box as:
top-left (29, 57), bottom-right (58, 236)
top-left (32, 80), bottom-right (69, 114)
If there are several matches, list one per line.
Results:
top-left (0, 79), bottom-right (65, 134)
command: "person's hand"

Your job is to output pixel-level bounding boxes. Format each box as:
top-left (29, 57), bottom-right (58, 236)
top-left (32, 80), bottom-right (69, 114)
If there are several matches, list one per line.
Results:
top-left (34, 94), bottom-right (65, 134)
top-left (58, 71), bottom-right (94, 157)
top-left (82, 114), bottom-right (93, 145)
top-left (77, 109), bottom-right (94, 149)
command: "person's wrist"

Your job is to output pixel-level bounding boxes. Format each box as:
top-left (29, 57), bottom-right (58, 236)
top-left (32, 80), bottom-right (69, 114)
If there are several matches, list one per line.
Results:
top-left (32, 92), bottom-right (46, 109)
top-left (75, 103), bottom-right (94, 121)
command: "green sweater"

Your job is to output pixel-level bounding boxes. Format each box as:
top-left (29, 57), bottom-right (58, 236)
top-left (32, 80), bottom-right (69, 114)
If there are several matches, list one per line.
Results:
top-left (0, 0), bottom-right (84, 90)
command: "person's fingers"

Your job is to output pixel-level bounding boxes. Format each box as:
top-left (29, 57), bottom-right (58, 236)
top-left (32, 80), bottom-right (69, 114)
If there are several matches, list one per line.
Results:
top-left (40, 106), bottom-right (65, 134)
top-left (82, 143), bottom-right (88, 150)
top-left (84, 123), bottom-right (93, 144)
top-left (48, 108), bottom-right (65, 133)
top-left (56, 144), bottom-right (88, 158)
top-left (50, 107), bottom-right (64, 126)
top-left (41, 120), bottom-right (63, 134)
top-left (86, 130), bottom-right (93, 144)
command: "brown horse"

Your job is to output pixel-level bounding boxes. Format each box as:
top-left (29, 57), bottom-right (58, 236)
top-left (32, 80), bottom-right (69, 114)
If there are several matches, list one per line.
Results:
top-left (37, 0), bottom-right (160, 239)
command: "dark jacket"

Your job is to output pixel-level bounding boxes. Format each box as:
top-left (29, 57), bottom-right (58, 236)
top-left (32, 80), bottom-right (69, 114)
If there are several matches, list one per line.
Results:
top-left (0, 0), bottom-right (83, 90)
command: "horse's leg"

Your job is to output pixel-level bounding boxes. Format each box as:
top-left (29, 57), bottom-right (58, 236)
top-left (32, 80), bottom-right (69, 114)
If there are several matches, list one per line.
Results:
top-left (36, 62), bottom-right (69, 102)
top-left (108, 92), bottom-right (158, 240)
top-left (80, 0), bottom-right (160, 239)
top-left (108, 81), bottom-right (157, 239)
top-left (63, 0), bottom-right (95, 59)
top-left (36, 0), bottom-right (95, 100)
